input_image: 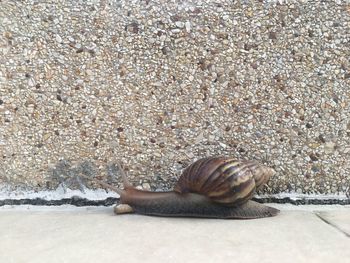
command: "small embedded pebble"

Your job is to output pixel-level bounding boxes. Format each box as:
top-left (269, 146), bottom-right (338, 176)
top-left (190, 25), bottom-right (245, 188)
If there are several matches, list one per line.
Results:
top-left (142, 183), bottom-right (151, 191)
top-left (175, 21), bottom-right (184, 28)
top-left (55, 35), bottom-right (62, 43)
top-left (324, 142), bottom-right (336, 154)
top-left (269, 31), bottom-right (277, 40)
top-left (185, 21), bottom-right (191, 32)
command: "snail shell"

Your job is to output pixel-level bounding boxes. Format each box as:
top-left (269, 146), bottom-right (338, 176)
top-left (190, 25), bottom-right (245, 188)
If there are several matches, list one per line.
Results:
top-left (174, 157), bottom-right (275, 206)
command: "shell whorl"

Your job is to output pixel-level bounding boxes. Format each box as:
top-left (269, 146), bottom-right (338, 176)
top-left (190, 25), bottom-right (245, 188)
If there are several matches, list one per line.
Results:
top-left (174, 157), bottom-right (275, 207)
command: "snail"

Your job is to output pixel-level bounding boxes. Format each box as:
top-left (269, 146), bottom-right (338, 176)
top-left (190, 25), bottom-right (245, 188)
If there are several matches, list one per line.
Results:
top-left (81, 156), bottom-right (279, 219)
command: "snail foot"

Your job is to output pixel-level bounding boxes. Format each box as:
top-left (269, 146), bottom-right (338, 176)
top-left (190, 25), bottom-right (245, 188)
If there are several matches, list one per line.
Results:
top-left (229, 201), bottom-right (280, 219)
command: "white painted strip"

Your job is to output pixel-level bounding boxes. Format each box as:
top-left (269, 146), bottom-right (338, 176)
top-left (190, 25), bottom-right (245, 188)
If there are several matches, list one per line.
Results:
top-left (0, 185), bottom-right (347, 201)
top-left (0, 185), bottom-right (119, 201)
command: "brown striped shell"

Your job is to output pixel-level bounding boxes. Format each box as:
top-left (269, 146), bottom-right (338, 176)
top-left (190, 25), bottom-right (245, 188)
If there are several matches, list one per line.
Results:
top-left (174, 157), bottom-right (275, 207)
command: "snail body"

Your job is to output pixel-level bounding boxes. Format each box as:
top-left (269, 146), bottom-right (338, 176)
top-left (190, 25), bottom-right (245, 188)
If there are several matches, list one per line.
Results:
top-left (84, 156), bottom-right (279, 219)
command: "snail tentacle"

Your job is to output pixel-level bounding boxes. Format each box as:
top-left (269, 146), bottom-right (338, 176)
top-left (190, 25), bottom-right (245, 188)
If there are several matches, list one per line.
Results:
top-left (79, 162), bottom-right (136, 196)
top-left (116, 162), bottom-right (133, 189)
top-left (79, 173), bottom-right (125, 196)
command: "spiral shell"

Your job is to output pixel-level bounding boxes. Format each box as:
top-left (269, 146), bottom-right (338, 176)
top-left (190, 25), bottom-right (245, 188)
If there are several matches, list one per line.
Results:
top-left (174, 157), bottom-right (275, 207)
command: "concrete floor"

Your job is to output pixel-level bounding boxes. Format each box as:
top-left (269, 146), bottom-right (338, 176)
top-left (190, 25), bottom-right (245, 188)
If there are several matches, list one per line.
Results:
top-left (1, 204), bottom-right (349, 263)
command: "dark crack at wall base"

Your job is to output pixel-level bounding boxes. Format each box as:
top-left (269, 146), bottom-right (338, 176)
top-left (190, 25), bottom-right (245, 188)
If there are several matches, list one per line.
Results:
top-left (0, 197), bottom-right (118, 207)
top-left (253, 197), bottom-right (350, 205)
top-left (0, 197), bottom-right (349, 207)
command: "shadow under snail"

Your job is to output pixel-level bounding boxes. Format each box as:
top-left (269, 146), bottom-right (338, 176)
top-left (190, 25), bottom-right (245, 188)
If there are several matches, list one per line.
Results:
top-left (82, 156), bottom-right (279, 219)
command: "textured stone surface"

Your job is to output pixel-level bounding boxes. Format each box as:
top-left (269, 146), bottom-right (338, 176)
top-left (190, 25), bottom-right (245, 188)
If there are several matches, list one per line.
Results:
top-left (0, 1), bottom-right (349, 196)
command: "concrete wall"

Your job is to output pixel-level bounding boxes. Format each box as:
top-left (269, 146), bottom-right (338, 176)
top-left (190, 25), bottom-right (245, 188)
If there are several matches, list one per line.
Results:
top-left (0, 0), bottom-right (349, 199)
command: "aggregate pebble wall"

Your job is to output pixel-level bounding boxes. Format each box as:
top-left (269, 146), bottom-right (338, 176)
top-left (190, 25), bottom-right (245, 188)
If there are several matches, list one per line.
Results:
top-left (0, 0), bottom-right (349, 196)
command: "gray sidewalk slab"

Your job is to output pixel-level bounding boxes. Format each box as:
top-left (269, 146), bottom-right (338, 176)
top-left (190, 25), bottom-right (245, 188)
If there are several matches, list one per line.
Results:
top-left (316, 210), bottom-right (350, 237)
top-left (0, 205), bottom-right (349, 263)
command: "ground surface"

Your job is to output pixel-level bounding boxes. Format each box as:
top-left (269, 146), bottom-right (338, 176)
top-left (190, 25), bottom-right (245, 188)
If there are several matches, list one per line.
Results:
top-left (1, 204), bottom-right (349, 263)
